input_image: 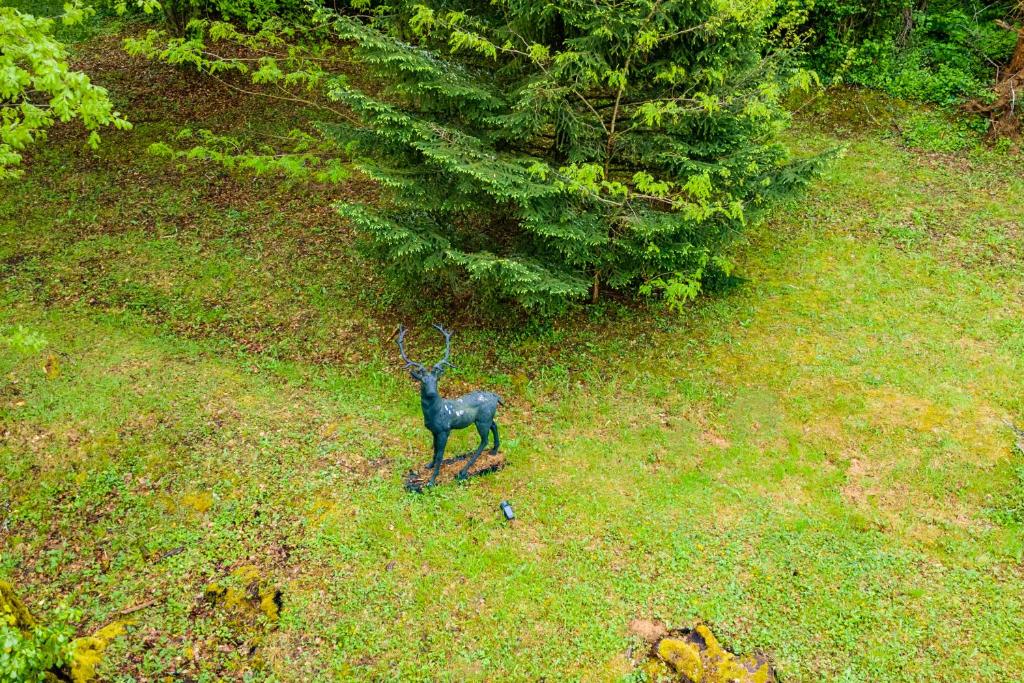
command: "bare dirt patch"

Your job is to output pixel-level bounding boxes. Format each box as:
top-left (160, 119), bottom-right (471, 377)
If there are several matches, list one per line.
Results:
top-left (627, 617), bottom-right (670, 644)
top-left (404, 450), bottom-right (507, 492)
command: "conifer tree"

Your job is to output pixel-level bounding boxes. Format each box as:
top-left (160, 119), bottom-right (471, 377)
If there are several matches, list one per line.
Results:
top-left (321, 0), bottom-right (819, 312)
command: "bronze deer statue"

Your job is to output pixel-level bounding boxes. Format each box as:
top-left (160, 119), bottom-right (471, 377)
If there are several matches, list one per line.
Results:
top-left (397, 324), bottom-right (502, 486)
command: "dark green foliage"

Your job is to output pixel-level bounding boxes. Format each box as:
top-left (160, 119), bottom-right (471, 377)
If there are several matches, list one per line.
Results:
top-left (114, 0), bottom-right (310, 34)
top-left (321, 1), bottom-right (817, 313)
top-left (780, 0), bottom-right (1019, 105)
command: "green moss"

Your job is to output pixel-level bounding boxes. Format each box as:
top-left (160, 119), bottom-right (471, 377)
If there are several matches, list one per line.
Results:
top-left (748, 662), bottom-right (771, 683)
top-left (231, 564), bottom-right (261, 584)
top-left (69, 621), bottom-right (126, 683)
top-left (712, 658), bottom-right (755, 683)
top-left (205, 565), bottom-right (281, 625)
top-left (688, 625), bottom-right (774, 683)
top-left (657, 637), bottom-right (703, 682)
top-left (648, 625), bottom-right (774, 683)
top-left (179, 491), bottom-right (214, 513)
top-left (641, 657), bottom-right (674, 682)
top-left (258, 585), bottom-right (281, 621)
top-left (0, 580), bottom-right (36, 630)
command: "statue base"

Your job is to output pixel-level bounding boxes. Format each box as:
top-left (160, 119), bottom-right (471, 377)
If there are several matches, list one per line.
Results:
top-left (404, 450), bottom-right (506, 492)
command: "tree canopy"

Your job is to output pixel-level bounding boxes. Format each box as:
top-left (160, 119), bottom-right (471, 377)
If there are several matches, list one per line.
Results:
top-left (0, 5), bottom-right (130, 180)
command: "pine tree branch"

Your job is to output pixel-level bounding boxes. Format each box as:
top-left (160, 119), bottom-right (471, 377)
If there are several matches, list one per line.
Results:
top-left (502, 30), bottom-right (610, 136)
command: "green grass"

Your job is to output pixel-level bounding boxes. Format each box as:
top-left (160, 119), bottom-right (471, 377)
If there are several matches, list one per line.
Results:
top-left (1, 44), bottom-right (1023, 682)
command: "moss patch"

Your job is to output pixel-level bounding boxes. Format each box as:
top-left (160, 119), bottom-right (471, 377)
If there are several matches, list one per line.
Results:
top-left (204, 565), bottom-right (282, 626)
top-left (179, 491), bottom-right (214, 514)
top-left (645, 623), bottom-right (774, 683)
top-left (0, 581), bottom-right (124, 683)
top-left (0, 580), bottom-right (36, 631)
top-left (657, 637), bottom-right (704, 681)
top-left (70, 621), bottom-right (127, 683)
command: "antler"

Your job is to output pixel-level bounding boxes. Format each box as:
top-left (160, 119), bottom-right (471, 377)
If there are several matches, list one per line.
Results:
top-left (396, 325), bottom-right (426, 373)
top-left (431, 323), bottom-right (455, 372)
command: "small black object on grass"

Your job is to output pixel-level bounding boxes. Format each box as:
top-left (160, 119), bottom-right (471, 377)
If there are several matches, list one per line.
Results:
top-left (499, 500), bottom-right (515, 521)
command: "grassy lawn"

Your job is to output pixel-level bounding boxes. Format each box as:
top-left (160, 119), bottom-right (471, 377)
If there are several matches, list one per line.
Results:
top-left (2, 28), bottom-right (1023, 682)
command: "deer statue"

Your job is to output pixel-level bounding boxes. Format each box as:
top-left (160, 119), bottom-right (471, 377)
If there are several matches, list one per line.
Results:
top-left (397, 324), bottom-right (502, 486)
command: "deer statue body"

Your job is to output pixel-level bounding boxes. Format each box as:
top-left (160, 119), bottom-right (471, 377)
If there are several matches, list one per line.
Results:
top-left (398, 325), bottom-right (501, 486)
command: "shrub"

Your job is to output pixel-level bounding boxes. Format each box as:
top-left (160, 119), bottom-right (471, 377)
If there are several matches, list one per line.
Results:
top-left (778, 0), bottom-right (1019, 105)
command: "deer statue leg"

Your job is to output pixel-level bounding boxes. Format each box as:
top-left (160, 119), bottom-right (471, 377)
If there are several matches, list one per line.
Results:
top-left (458, 421), bottom-right (490, 480)
top-left (428, 431), bottom-right (449, 486)
top-left (489, 421), bottom-right (499, 454)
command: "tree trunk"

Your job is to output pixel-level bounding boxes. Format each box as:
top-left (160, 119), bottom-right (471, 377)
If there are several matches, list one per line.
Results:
top-left (966, 12), bottom-right (1024, 137)
top-left (1007, 23), bottom-right (1024, 76)
top-left (992, 26), bottom-right (1024, 136)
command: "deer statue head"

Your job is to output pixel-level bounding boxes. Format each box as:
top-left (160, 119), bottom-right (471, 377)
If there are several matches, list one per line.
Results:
top-left (396, 324), bottom-right (455, 394)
